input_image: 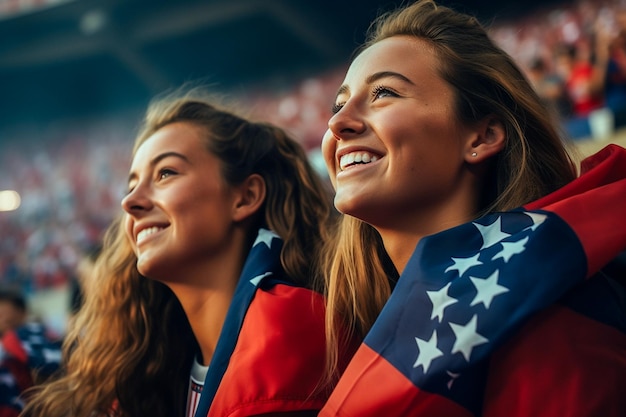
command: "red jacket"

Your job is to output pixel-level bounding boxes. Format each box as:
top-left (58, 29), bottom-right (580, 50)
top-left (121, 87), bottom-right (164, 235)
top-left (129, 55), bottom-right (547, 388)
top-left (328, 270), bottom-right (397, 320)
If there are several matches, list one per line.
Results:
top-left (208, 283), bottom-right (355, 417)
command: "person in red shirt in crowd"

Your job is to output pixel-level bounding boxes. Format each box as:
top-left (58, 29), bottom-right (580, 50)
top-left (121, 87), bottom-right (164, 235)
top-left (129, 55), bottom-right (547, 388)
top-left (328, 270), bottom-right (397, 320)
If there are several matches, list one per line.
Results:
top-left (556, 42), bottom-right (605, 117)
top-left (554, 41), bottom-right (606, 138)
top-left (0, 290), bottom-right (61, 417)
top-left (0, 290), bottom-right (27, 417)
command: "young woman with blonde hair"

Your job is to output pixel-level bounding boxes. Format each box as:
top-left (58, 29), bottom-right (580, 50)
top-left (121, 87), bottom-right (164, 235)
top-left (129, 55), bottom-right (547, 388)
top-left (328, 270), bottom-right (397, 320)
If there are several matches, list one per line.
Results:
top-left (22, 90), bottom-right (356, 417)
top-left (319, 1), bottom-right (626, 416)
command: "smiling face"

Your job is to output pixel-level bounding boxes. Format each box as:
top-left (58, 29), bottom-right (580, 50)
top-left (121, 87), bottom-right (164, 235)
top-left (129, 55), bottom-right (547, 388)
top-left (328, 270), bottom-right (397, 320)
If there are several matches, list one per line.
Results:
top-left (322, 36), bottom-right (480, 233)
top-left (121, 122), bottom-right (239, 282)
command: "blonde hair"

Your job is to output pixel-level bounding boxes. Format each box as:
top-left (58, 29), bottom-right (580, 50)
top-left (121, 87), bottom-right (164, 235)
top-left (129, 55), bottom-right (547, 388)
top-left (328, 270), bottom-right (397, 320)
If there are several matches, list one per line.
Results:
top-left (23, 90), bottom-right (335, 417)
top-left (323, 0), bottom-right (577, 378)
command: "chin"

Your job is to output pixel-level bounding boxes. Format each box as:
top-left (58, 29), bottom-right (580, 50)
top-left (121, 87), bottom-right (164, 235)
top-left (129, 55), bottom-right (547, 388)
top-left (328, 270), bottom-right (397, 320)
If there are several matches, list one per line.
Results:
top-left (333, 196), bottom-right (353, 216)
top-left (335, 199), bottom-right (386, 230)
top-left (334, 197), bottom-right (365, 219)
top-left (135, 256), bottom-right (159, 279)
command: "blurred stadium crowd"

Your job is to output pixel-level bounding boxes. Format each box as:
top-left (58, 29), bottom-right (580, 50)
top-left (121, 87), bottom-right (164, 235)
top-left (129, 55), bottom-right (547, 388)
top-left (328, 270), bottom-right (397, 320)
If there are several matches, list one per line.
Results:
top-left (1, 0), bottom-right (625, 328)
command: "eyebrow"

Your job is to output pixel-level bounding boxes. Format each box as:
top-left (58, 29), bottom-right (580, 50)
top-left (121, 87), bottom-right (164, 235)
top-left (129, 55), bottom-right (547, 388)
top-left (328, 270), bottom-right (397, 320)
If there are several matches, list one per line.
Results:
top-left (335, 71), bottom-right (415, 99)
top-left (127, 151), bottom-right (190, 184)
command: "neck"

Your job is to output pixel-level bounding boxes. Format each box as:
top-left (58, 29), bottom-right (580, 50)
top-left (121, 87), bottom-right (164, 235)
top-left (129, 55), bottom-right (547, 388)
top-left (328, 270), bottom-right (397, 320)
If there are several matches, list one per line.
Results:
top-left (376, 197), bottom-right (478, 275)
top-left (376, 228), bottom-right (422, 275)
top-left (167, 230), bottom-right (250, 366)
top-left (174, 283), bottom-right (237, 366)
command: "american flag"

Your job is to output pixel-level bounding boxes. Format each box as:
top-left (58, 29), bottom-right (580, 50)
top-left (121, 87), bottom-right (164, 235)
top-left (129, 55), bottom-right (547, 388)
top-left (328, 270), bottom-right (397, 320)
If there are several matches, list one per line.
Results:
top-left (320, 144), bottom-right (626, 417)
top-left (194, 228), bottom-right (284, 416)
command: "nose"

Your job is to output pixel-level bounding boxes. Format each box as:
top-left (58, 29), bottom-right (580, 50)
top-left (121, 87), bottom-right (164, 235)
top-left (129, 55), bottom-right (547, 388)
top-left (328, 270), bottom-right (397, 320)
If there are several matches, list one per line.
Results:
top-left (327, 102), bottom-right (366, 140)
top-left (121, 182), bottom-right (153, 214)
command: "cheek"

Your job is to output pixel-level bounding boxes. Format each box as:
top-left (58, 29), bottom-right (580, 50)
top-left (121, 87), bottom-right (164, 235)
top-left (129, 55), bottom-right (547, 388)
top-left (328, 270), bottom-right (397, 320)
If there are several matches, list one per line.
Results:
top-left (123, 215), bottom-right (137, 249)
top-left (321, 131), bottom-right (336, 173)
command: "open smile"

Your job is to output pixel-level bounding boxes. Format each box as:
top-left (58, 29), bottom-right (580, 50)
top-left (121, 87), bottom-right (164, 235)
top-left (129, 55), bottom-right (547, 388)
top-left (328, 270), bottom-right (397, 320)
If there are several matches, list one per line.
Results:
top-left (339, 150), bottom-right (380, 171)
top-left (136, 226), bottom-right (166, 245)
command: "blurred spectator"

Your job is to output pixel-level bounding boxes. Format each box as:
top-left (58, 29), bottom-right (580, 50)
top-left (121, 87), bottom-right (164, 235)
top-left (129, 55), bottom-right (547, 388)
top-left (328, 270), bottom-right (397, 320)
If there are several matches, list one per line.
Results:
top-left (554, 42), bottom-right (605, 138)
top-left (0, 291), bottom-right (26, 338)
top-left (0, 290), bottom-right (62, 416)
top-left (0, 290), bottom-right (31, 416)
top-left (594, 7), bottom-right (626, 129)
top-left (526, 55), bottom-right (573, 121)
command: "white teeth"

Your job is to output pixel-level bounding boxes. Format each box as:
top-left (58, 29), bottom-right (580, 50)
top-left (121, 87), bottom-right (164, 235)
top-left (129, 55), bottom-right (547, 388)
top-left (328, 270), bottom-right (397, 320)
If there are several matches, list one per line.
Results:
top-left (339, 151), bottom-right (379, 171)
top-left (137, 226), bottom-right (163, 243)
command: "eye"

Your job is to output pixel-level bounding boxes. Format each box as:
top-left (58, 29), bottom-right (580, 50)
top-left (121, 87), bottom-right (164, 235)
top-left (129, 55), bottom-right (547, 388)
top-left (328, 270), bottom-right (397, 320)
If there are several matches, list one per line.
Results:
top-left (331, 102), bottom-right (345, 114)
top-left (158, 168), bottom-right (177, 180)
top-left (125, 179), bottom-right (137, 196)
top-left (372, 85), bottom-right (398, 100)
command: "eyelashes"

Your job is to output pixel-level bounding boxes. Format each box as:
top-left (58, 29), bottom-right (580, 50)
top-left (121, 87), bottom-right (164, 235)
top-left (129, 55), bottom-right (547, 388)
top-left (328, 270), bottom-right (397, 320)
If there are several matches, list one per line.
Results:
top-left (331, 84), bottom-right (398, 114)
top-left (371, 85), bottom-right (398, 100)
top-left (331, 102), bottom-right (344, 114)
top-left (125, 168), bottom-right (177, 195)
top-left (158, 168), bottom-right (177, 180)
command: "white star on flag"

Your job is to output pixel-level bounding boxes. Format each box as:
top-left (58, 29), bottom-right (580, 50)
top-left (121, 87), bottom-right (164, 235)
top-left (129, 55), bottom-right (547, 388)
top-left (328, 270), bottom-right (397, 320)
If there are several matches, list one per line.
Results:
top-left (413, 330), bottom-right (444, 373)
top-left (445, 252), bottom-right (482, 277)
top-left (427, 282), bottom-right (458, 322)
top-left (469, 270), bottom-right (509, 309)
top-left (474, 216), bottom-right (512, 250)
top-left (449, 314), bottom-right (489, 361)
top-left (253, 228), bottom-right (279, 249)
top-left (524, 212), bottom-right (548, 231)
top-left (249, 271), bottom-right (273, 286)
top-left (492, 236), bottom-right (528, 262)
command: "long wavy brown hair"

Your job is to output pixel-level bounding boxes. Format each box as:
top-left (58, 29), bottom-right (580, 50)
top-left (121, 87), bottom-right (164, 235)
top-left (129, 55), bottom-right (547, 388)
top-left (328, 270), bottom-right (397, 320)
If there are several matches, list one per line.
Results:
top-left (22, 89), bottom-right (336, 417)
top-left (322, 0), bottom-right (578, 378)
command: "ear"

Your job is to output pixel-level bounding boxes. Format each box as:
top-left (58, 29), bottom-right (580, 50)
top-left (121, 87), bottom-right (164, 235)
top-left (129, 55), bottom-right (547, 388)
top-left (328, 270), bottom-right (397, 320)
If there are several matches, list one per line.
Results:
top-left (231, 174), bottom-right (266, 223)
top-left (465, 115), bottom-right (506, 163)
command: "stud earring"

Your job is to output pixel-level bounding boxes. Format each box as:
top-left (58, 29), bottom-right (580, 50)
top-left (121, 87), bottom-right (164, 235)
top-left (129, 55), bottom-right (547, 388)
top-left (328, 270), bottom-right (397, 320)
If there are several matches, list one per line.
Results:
top-left (471, 152), bottom-right (477, 157)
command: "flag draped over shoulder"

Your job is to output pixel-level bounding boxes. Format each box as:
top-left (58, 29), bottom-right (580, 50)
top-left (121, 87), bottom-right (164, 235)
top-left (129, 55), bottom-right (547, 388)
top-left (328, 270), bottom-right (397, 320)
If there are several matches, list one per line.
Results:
top-left (320, 144), bottom-right (626, 417)
top-left (195, 228), bottom-right (334, 417)
top-left (195, 228), bottom-right (286, 417)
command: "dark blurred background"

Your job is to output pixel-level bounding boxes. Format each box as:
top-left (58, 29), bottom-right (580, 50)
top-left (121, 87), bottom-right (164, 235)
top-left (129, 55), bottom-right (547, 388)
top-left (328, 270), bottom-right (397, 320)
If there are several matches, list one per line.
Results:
top-left (0, 0), bottom-right (563, 128)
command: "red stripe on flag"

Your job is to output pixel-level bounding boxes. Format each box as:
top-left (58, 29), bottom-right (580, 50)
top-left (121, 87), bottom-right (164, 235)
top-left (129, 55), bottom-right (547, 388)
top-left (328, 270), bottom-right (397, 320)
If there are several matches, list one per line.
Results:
top-left (524, 144), bottom-right (626, 277)
top-left (483, 305), bottom-right (626, 417)
top-left (320, 344), bottom-right (473, 417)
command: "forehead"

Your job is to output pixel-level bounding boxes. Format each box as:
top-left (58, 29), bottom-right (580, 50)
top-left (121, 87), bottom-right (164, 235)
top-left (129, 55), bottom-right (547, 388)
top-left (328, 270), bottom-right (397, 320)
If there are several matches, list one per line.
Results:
top-left (132, 122), bottom-right (206, 165)
top-left (344, 36), bottom-right (441, 84)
